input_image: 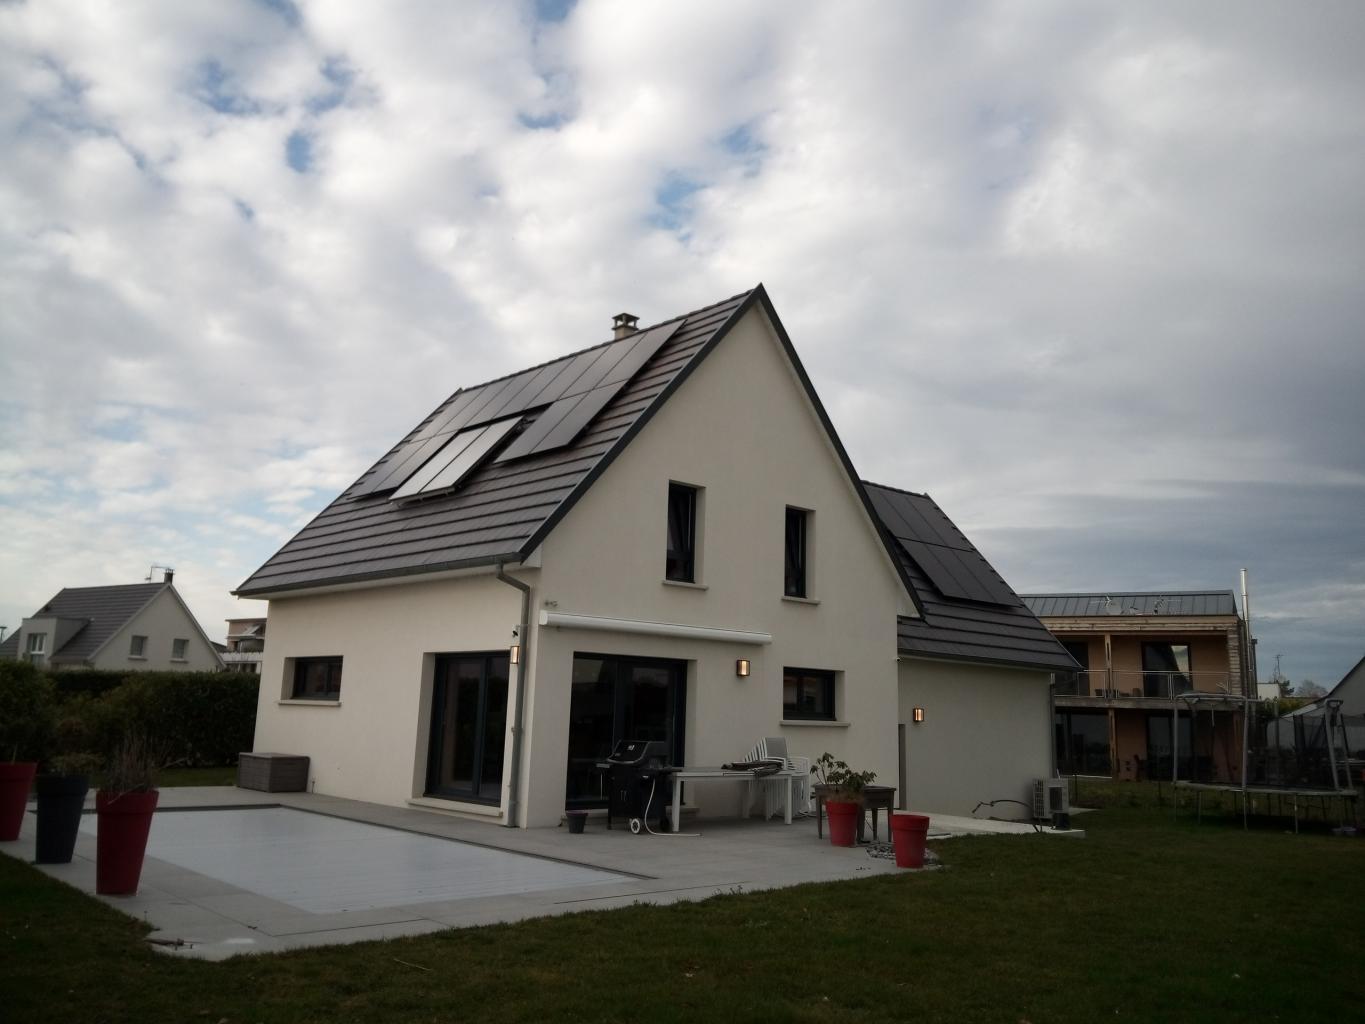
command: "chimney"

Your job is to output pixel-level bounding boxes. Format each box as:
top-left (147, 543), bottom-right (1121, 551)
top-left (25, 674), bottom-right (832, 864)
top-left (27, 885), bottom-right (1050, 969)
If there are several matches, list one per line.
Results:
top-left (163, 568), bottom-right (175, 585)
top-left (611, 312), bottom-right (639, 340)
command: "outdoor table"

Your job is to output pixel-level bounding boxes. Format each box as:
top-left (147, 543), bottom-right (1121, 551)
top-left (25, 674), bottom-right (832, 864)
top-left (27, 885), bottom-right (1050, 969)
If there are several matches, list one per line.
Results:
top-left (813, 784), bottom-right (897, 842)
top-left (669, 766), bottom-right (802, 833)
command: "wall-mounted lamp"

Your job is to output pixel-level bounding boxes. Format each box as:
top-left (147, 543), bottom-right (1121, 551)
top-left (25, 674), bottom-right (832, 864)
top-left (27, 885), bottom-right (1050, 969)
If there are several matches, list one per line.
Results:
top-left (912, 707), bottom-right (925, 724)
top-left (509, 644), bottom-right (521, 666)
top-left (735, 659), bottom-right (751, 678)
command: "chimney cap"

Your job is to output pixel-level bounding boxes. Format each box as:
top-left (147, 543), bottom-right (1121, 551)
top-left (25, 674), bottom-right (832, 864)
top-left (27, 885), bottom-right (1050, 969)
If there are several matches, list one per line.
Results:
top-left (611, 312), bottom-right (639, 339)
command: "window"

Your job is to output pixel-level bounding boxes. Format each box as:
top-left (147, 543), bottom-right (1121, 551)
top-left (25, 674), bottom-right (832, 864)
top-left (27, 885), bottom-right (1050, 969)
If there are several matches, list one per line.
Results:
top-left (1055, 641), bottom-right (1090, 696)
top-left (172, 638), bottom-right (188, 661)
top-left (1142, 642), bottom-right (1191, 697)
top-left (665, 483), bottom-right (698, 583)
top-left (129, 635), bottom-right (147, 658)
top-left (783, 667), bottom-right (836, 721)
top-left (1054, 711), bottom-right (1111, 776)
top-left (26, 632), bottom-right (46, 654)
top-left (784, 507), bottom-right (809, 597)
top-left (292, 657), bottom-right (343, 701)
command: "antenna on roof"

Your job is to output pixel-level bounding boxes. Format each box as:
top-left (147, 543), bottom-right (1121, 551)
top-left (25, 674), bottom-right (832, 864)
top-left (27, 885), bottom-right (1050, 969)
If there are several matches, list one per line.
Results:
top-left (146, 564), bottom-right (175, 585)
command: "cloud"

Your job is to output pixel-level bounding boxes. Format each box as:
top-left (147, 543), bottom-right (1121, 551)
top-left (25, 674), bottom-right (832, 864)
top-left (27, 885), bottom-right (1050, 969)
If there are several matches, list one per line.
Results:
top-left (0, 0), bottom-right (1361, 684)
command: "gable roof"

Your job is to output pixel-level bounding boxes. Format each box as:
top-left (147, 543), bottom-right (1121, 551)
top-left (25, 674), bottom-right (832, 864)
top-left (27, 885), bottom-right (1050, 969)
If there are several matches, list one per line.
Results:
top-left (1019, 591), bottom-right (1239, 618)
top-left (863, 482), bottom-right (1077, 673)
top-left (237, 286), bottom-right (917, 601)
top-left (22, 583), bottom-right (166, 663)
top-left (0, 631), bottom-right (18, 660)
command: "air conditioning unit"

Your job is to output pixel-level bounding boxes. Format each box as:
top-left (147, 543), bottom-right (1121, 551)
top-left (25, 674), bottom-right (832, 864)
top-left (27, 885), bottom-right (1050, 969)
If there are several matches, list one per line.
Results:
top-left (1032, 778), bottom-right (1070, 820)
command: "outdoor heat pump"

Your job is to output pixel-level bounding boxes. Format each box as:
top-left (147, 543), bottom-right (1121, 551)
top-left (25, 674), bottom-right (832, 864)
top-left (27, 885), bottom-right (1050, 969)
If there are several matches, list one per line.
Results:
top-left (1032, 778), bottom-right (1070, 821)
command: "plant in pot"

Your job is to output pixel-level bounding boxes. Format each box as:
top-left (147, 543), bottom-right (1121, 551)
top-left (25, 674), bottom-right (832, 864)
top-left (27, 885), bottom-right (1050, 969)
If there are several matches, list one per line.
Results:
top-left (811, 752), bottom-right (876, 848)
top-left (0, 661), bottom-right (55, 842)
top-left (34, 698), bottom-right (101, 864)
top-left (95, 733), bottom-right (161, 895)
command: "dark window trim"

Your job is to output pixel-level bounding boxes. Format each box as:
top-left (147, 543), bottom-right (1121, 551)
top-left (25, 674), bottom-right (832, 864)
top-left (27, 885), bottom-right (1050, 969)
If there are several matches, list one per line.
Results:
top-left (129, 635), bottom-right (148, 657)
top-left (425, 651), bottom-right (510, 805)
top-left (783, 666), bottom-right (836, 721)
top-left (784, 506), bottom-right (808, 598)
top-left (666, 482), bottom-right (698, 583)
top-left (291, 656), bottom-right (344, 701)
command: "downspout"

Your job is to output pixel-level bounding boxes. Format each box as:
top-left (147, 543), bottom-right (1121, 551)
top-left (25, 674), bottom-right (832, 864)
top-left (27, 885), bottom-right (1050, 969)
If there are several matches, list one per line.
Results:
top-left (497, 563), bottom-right (531, 829)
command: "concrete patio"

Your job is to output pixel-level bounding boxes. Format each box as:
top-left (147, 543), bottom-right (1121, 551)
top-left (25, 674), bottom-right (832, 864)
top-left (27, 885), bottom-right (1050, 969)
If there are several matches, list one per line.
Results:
top-left (4, 786), bottom-right (1044, 960)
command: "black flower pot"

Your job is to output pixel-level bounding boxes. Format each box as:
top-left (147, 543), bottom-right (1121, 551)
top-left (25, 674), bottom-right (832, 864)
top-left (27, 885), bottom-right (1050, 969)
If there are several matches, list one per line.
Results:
top-left (35, 774), bottom-right (90, 865)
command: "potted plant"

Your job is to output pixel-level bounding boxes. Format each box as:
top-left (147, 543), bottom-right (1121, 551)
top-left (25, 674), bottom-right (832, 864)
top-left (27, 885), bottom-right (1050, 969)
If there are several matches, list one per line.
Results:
top-left (35, 752), bottom-right (102, 865)
top-left (0, 661), bottom-right (55, 842)
top-left (95, 734), bottom-right (161, 895)
top-left (811, 752), bottom-right (876, 848)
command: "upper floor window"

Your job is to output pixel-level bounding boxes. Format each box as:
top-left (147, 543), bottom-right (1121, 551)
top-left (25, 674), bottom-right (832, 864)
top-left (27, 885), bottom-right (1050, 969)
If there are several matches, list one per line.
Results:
top-left (129, 635), bottom-right (148, 658)
top-left (665, 483), bottom-right (698, 583)
top-left (172, 638), bottom-right (188, 661)
top-left (1142, 642), bottom-right (1191, 697)
top-left (784, 507), bottom-right (809, 598)
top-left (783, 667), bottom-right (836, 721)
top-left (292, 656), bottom-right (343, 701)
top-left (26, 632), bottom-right (46, 655)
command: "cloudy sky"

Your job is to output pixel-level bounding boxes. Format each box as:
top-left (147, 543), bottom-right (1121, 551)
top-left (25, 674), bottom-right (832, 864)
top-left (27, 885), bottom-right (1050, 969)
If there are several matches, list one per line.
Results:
top-left (1, 0), bottom-right (1361, 686)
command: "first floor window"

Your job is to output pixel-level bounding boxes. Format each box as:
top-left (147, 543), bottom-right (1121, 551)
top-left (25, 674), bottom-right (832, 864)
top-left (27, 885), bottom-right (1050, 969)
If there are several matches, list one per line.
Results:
top-left (129, 635), bottom-right (147, 657)
top-left (172, 638), bottom-right (188, 660)
top-left (26, 632), bottom-right (46, 654)
top-left (292, 657), bottom-right (343, 700)
top-left (783, 667), bottom-right (836, 721)
top-left (784, 507), bottom-right (809, 598)
top-left (666, 482), bottom-right (698, 582)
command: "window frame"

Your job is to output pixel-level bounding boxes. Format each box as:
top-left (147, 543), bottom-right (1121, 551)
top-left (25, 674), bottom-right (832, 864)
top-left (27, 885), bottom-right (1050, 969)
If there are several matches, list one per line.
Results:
top-left (665, 482), bottom-right (699, 583)
top-left (782, 667), bottom-right (837, 722)
top-left (784, 506), bottom-right (809, 598)
top-left (291, 656), bottom-right (344, 702)
top-left (129, 635), bottom-right (148, 658)
top-left (26, 632), bottom-right (46, 654)
top-left (171, 637), bottom-right (189, 661)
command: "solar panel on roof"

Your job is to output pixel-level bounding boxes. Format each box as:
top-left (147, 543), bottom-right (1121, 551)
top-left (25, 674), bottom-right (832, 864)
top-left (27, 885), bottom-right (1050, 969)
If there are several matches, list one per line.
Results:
top-left (394, 416), bottom-right (522, 502)
top-left (388, 430), bottom-right (483, 501)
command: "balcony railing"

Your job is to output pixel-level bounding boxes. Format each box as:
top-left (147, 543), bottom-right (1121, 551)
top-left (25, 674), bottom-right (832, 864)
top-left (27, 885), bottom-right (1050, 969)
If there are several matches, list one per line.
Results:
top-left (1054, 669), bottom-right (1234, 699)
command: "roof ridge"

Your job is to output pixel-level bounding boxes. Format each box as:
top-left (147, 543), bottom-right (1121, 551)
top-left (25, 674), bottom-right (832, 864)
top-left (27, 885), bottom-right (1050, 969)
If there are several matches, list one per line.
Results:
top-left (861, 478), bottom-right (929, 499)
top-left (440, 287), bottom-right (758, 397)
top-left (1019, 589), bottom-right (1237, 598)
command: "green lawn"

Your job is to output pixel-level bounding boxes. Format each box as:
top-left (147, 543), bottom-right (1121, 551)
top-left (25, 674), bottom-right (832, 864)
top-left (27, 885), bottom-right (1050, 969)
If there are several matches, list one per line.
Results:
top-left (2, 799), bottom-right (1361, 1024)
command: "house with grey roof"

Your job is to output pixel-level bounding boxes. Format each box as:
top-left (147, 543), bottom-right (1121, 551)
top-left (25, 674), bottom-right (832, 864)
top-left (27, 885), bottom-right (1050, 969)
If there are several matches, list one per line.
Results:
top-left (239, 286), bottom-right (1072, 826)
top-left (1020, 589), bottom-right (1254, 784)
top-left (1, 571), bottom-right (224, 672)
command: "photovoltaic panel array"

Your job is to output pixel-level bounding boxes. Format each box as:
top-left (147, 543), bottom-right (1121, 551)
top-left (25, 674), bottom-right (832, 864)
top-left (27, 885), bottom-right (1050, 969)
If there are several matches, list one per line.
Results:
top-left (348, 319), bottom-right (682, 499)
top-left (865, 487), bottom-right (1016, 606)
top-left (390, 416), bottom-right (522, 502)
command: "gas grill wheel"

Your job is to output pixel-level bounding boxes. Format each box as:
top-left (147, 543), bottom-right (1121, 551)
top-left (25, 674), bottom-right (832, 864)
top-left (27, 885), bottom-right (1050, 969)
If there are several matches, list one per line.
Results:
top-left (629, 817), bottom-right (642, 834)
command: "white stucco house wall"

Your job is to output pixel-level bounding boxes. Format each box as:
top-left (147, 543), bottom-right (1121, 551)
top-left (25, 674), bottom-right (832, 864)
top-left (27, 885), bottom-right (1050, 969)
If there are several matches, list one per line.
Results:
top-left (1, 572), bottom-right (224, 672)
top-left (237, 286), bottom-right (1075, 827)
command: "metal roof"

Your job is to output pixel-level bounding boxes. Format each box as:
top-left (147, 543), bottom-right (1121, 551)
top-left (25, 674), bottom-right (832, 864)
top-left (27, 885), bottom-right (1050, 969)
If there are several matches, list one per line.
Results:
top-left (236, 290), bottom-right (757, 597)
top-left (1019, 591), bottom-right (1240, 618)
top-left (863, 483), bottom-right (1078, 673)
top-left (19, 583), bottom-right (166, 663)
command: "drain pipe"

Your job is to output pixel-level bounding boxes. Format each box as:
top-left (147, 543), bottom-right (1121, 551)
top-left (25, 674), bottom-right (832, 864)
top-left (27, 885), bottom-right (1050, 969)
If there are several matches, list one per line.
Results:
top-left (496, 562), bottom-right (531, 829)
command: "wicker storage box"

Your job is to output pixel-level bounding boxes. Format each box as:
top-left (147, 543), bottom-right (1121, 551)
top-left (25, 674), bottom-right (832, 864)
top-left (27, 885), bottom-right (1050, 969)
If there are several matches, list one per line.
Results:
top-left (237, 753), bottom-right (310, 793)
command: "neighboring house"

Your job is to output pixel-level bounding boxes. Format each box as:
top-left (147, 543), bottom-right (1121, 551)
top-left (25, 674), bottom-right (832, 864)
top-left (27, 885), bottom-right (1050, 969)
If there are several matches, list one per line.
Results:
top-left (238, 286), bottom-right (1074, 827)
top-left (1262, 653), bottom-right (1365, 788)
top-left (0, 571), bottom-right (224, 672)
top-left (222, 617), bottom-right (267, 674)
top-left (1020, 591), bottom-right (1253, 784)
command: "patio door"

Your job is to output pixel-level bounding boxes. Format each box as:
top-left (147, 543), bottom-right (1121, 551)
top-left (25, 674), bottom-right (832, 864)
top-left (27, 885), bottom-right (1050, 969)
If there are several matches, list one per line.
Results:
top-left (425, 653), bottom-right (509, 804)
top-left (565, 653), bottom-right (686, 806)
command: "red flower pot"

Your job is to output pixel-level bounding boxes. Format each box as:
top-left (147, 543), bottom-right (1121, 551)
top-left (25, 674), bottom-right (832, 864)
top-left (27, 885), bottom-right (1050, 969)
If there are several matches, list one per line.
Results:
top-left (826, 800), bottom-right (860, 847)
top-left (0, 762), bottom-right (37, 841)
top-left (95, 790), bottom-right (159, 895)
top-left (889, 812), bottom-right (931, 868)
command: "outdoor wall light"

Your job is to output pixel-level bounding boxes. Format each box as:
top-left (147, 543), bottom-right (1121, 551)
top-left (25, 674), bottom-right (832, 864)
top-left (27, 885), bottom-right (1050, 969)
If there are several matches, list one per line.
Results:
top-left (912, 707), bottom-right (925, 724)
top-left (736, 659), bottom-right (751, 678)
top-left (509, 644), bottom-right (521, 666)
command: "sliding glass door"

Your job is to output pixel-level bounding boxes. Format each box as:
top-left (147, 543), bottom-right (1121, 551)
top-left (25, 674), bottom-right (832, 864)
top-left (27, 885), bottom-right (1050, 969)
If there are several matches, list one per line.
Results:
top-left (425, 653), bottom-right (509, 803)
top-left (565, 654), bottom-right (686, 806)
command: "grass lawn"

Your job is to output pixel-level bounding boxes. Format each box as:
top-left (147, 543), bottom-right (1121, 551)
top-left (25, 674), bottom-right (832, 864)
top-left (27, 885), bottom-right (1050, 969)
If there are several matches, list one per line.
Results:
top-left (2, 797), bottom-right (1361, 1024)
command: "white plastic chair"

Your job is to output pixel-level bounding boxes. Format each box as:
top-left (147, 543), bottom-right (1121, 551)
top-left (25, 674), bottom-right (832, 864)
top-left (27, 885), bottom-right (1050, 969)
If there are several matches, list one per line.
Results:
top-left (746, 736), bottom-right (810, 819)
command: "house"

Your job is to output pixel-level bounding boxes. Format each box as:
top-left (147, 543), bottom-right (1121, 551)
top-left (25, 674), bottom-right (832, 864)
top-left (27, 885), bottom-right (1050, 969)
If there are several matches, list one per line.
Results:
top-left (237, 286), bottom-right (1074, 827)
top-left (1261, 653), bottom-right (1365, 789)
top-left (222, 618), bottom-right (267, 674)
top-left (1019, 591), bottom-right (1254, 783)
top-left (0, 571), bottom-right (224, 672)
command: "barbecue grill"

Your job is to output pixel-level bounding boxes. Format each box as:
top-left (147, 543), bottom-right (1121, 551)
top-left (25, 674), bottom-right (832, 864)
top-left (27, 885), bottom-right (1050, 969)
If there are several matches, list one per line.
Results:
top-left (597, 739), bottom-right (674, 833)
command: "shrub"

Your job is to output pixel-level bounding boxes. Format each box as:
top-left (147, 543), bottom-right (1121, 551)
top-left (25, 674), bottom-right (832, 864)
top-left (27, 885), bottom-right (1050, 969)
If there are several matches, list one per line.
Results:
top-left (0, 660), bottom-right (56, 763)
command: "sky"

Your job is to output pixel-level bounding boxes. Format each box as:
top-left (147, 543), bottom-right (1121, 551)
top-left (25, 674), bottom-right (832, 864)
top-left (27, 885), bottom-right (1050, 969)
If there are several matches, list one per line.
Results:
top-left (1, 0), bottom-right (1361, 687)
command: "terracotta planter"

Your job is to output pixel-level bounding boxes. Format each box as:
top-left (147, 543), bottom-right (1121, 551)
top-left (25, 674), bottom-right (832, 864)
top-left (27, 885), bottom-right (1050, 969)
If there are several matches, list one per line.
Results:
top-left (35, 774), bottom-right (91, 864)
top-left (889, 812), bottom-right (931, 868)
top-left (95, 789), bottom-right (159, 895)
top-left (0, 762), bottom-right (38, 841)
top-left (825, 800), bottom-right (860, 847)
